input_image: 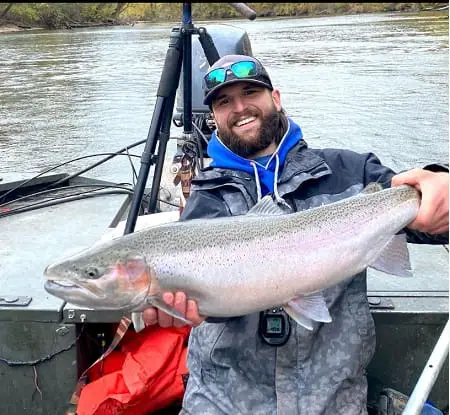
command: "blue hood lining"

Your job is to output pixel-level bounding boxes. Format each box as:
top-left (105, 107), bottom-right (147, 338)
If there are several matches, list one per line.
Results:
top-left (207, 117), bottom-right (303, 198)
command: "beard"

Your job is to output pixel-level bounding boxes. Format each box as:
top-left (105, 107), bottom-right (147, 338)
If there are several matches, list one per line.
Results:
top-left (217, 107), bottom-right (285, 158)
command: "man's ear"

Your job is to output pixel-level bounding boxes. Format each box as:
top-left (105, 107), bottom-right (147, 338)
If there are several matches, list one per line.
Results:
top-left (272, 89), bottom-right (282, 111)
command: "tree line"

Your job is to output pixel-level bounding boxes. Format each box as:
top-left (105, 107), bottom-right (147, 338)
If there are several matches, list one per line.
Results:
top-left (0, 3), bottom-right (448, 30)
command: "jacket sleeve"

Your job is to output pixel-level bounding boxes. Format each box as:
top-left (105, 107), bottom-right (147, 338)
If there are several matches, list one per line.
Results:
top-left (363, 153), bottom-right (449, 245)
top-left (180, 190), bottom-right (231, 221)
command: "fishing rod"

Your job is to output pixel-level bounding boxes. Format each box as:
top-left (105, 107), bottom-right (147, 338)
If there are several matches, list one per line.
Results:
top-left (123, 2), bottom-right (257, 235)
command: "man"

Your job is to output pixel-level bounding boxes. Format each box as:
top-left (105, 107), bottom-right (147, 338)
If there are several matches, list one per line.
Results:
top-left (143, 55), bottom-right (449, 414)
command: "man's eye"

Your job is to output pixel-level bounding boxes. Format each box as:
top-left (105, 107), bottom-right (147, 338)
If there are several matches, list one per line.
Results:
top-left (244, 89), bottom-right (257, 95)
top-left (217, 98), bottom-right (229, 106)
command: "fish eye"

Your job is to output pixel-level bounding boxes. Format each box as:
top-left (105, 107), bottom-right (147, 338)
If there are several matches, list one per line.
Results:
top-left (85, 267), bottom-right (100, 279)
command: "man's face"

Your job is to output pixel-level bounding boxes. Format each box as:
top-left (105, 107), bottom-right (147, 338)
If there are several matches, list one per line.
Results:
top-left (211, 82), bottom-right (282, 158)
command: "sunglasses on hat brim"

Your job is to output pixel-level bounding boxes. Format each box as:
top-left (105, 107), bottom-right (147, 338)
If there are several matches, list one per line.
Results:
top-left (204, 61), bottom-right (259, 89)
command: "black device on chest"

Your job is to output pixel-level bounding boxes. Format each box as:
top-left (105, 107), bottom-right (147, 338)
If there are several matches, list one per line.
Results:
top-left (259, 307), bottom-right (291, 346)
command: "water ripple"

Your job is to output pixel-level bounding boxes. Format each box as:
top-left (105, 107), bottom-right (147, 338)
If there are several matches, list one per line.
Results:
top-left (0, 13), bottom-right (447, 180)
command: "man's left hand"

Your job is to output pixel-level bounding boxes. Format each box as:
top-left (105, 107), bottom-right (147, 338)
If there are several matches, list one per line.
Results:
top-left (391, 168), bottom-right (449, 234)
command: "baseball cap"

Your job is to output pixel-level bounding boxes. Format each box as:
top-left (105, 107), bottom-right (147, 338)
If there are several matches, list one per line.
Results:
top-left (202, 54), bottom-right (273, 106)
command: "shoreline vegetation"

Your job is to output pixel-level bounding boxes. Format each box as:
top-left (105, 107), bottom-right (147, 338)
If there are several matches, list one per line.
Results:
top-left (0, 3), bottom-right (448, 33)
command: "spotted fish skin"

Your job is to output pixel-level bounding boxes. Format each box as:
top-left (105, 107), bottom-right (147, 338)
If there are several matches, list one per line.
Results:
top-left (44, 184), bottom-right (420, 328)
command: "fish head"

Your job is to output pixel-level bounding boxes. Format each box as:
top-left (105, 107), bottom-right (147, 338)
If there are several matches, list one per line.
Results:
top-left (44, 242), bottom-right (152, 310)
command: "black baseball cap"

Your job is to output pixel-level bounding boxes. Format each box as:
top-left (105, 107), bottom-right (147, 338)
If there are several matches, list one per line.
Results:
top-left (202, 54), bottom-right (273, 106)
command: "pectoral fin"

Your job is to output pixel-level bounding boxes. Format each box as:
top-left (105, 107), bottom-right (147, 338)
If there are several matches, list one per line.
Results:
top-left (131, 312), bottom-right (146, 332)
top-left (246, 195), bottom-right (287, 216)
top-left (369, 233), bottom-right (413, 277)
top-left (283, 306), bottom-right (314, 330)
top-left (145, 295), bottom-right (193, 325)
top-left (284, 292), bottom-right (332, 330)
top-left (360, 182), bottom-right (384, 194)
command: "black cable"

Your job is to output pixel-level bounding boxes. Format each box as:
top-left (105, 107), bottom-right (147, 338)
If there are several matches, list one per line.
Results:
top-left (0, 135), bottom-right (183, 217)
top-left (192, 116), bottom-right (210, 146)
top-left (125, 147), bottom-right (139, 186)
top-left (0, 189), bottom-right (133, 218)
top-left (0, 183), bottom-right (134, 209)
top-left (192, 117), bottom-right (208, 169)
top-left (0, 185), bottom-right (180, 218)
top-left (157, 196), bottom-right (180, 208)
top-left (43, 140), bottom-right (149, 192)
top-left (0, 151), bottom-right (143, 205)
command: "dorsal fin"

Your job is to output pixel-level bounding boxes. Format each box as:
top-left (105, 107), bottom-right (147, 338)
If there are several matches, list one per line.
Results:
top-left (361, 182), bottom-right (384, 194)
top-left (247, 195), bottom-right (287, 216)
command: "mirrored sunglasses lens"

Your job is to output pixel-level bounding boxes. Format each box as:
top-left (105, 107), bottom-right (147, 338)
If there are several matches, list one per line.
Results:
top-left (206, 69), bottom-right (226, 87)
top-left (232, 61), bottom-right (257, 78)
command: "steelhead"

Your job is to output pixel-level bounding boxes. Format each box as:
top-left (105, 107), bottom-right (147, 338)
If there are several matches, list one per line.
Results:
top-left (44, 183), bottom-right (420, 330)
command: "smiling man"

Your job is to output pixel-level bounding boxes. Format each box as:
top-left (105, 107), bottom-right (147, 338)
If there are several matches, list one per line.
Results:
top-left (205, 56), bottom-right (283, 159)
top-left (143, 54), bottom-right (449, 414)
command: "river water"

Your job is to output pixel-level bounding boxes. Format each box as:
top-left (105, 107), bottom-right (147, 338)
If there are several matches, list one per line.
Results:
top-left (0, 12), bottom-right (448, 185)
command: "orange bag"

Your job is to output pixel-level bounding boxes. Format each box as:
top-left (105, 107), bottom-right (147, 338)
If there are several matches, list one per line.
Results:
top-left (76, 325), bottom-right (191, 415)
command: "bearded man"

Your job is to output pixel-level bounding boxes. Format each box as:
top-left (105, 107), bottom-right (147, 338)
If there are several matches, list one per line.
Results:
top-left (143, 55), bottom-right (449, 414)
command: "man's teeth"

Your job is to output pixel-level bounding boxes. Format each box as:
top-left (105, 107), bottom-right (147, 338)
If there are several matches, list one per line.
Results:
top-left (235, 117), bottom-right (256, 127)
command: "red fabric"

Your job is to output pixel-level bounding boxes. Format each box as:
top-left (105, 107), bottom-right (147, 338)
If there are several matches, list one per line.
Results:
top-left (77, 325), bottom-right (191, 415)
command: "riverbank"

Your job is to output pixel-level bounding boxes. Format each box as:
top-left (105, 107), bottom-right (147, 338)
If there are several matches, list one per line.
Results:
top-left (0, 20), bottom-right (128, 33)
top-left (0, 23), bottom-right (26, 33)
top-left (1, 2), bottom-right (448, 34)
top-left (1, 11), bottom-right (447, 35)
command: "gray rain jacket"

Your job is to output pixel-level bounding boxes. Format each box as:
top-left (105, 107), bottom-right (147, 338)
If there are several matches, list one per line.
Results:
top-left (178, 139), bottom-right (448, 415)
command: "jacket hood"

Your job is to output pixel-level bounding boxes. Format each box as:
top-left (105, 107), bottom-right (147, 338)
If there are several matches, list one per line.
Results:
top-left (207, 117), bottom-right (303, 199)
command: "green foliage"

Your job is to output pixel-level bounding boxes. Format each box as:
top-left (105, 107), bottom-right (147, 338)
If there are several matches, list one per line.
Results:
top-left (1, 3), bottom-right (448, 29)
top-left (5, 3), bottom-right (41, 25)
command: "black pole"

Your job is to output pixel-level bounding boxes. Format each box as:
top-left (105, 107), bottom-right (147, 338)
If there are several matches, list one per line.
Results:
top-left (182, 3), bottom-right (193, 137)
top-left (122, 2), bottom-right (256, 235)
top-left (123, 27), bottom-right (183, 234)
top-left (147, 90), bottom-right (178, 213)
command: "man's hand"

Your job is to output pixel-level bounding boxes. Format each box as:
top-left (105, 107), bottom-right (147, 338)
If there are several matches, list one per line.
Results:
top-left (142, 291), bottom-right (205, 328)
top-left (391, 168), bottom-right (449, 234)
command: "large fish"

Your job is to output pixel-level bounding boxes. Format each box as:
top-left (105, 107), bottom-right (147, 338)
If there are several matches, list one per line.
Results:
top-left (44, 183), bottom-right (420, 330)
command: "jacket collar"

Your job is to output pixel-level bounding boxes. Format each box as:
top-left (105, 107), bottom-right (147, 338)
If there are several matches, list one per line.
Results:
top-left (195, 140), bottom-right (331, 185)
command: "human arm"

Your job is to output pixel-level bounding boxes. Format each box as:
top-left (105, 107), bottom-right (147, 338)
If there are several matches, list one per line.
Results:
top-left (363, 153), bottom-right (449, 244)
top-left (391, 168), bottom-right (449, 235)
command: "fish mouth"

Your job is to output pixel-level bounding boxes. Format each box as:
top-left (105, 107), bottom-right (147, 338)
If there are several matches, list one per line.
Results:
top-left (44, 279), bottom-right (106, 299)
